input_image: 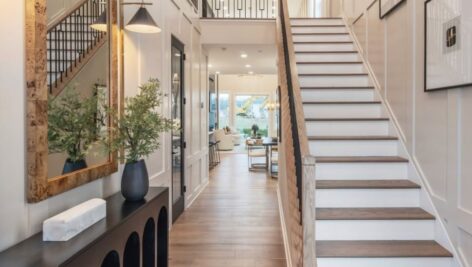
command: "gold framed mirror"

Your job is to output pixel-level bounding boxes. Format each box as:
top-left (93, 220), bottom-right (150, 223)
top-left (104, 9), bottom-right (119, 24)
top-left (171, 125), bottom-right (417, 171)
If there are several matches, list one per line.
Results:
top-left (26, 0), bottom-right (119, 202)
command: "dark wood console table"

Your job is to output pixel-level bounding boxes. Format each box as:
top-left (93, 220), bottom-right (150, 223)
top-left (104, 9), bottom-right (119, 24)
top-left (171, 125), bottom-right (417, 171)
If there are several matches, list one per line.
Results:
top-left (0, 187), bottom-right (169, 267)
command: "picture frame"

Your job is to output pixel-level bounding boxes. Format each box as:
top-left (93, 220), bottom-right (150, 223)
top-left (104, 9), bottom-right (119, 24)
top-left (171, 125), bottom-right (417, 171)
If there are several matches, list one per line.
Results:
top-left (424, 0), bottom-right (472, 91)
top-left (379, 0), bottom-right (406, 19)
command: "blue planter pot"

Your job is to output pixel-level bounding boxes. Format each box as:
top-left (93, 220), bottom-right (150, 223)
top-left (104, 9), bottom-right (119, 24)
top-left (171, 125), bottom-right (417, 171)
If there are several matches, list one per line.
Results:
top-left (122, 159), bottom-right (149, 202)
top-left (62, 159), bottom-right (87, 174)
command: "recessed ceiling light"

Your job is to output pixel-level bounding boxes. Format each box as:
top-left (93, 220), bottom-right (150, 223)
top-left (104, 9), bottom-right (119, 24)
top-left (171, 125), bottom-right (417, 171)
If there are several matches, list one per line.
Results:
top-left (245, 64), bottom-right (251, 68)
top-left (215, 71), bottom-right (221, 74)
top-left (240, 53), bottom-right (248, 58)
top-left (208, 64), bottom-right (213, 68)
top-left (248, 71), bottom-right (254, 75)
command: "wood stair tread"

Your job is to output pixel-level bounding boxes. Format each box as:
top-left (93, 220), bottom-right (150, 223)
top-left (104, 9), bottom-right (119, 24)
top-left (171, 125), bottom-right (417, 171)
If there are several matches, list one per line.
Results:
top-left (291, 25), bottom-right (346, 27)
top-left (297, 61), bottom-right (362, 64)
top-left (309, 135), bottom-right (397, 141)
top-left (317, 240), bottom-right (453, 258)
top-left (316, 179), bottom-right (420, 189)
top-left (315, 156), bottom-right (408, 163)
top-left (306, 117), bottom-right (389, 122)
top-left (299, 73), bottom-right (368, 76)
top-left (291, 17), bottom-right (343, 19)
top-left (301, 86), bottom-right (374, 90)
top-left (294, 40), bottom-right (353, 43)
top-left (295, 51), bottom-right (358, 54)
top-left (303, 101), bottom-right (381, 104)
top-left (292, 32), bottom-right (349, 35)
top-left (316, 208), bottom-right (434, 220)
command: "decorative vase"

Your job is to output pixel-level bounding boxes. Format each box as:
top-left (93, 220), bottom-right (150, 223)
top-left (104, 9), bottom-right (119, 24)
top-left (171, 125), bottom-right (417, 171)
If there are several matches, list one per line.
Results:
top-left (62, 159), bottom-right (87, 174)
top-left (121, 159), bottom-right (149, 202)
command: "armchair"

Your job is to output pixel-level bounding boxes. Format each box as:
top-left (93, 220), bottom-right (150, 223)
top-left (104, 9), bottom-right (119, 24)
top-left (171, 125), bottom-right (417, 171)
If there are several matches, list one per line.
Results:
top-left (214, 129), bottom-right (234, 151)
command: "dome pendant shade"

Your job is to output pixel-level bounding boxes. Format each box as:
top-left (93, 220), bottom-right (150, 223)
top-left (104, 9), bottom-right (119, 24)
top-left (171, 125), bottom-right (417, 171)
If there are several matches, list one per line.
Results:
top-left (90, 11), bottom-right (108, 32)
top-left (125, 7), bottom-right (161, 33)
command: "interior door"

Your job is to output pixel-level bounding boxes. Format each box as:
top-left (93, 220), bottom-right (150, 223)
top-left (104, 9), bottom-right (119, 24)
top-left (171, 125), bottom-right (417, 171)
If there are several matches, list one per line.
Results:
top-left (171, 36), bottom-right (185, 223)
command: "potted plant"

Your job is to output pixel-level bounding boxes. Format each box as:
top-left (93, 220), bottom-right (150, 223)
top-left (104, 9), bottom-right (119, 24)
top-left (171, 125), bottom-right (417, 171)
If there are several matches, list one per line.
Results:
top-left (108, 79), bottom-right (173, 202)
top-left (251, 124), bottom-right (259, 139)
top-left (48, 86), bottom-right (105, 174)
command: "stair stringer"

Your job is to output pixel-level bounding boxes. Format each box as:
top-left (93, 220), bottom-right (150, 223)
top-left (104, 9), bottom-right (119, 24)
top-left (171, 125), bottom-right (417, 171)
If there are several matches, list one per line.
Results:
top-left (340, 14), bottom-right (463, 267)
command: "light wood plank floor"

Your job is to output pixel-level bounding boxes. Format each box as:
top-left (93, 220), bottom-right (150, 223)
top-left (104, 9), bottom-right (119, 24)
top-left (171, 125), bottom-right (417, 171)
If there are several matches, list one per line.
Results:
top-left (169, 153), bottom-right (287, 267)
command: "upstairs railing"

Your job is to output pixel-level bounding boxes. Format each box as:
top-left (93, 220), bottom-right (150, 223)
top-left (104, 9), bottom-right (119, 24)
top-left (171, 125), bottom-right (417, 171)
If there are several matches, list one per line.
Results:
top-left (276, 0), bottom-right (316, 265)
top-left (47, 0), bottom-right (107, 96)
top-left (202, 0), bottom-right (276, 19)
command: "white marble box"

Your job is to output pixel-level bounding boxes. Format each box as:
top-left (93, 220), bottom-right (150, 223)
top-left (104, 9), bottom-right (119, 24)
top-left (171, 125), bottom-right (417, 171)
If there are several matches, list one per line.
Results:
top-left (43, 198), bottom-right (106, 241)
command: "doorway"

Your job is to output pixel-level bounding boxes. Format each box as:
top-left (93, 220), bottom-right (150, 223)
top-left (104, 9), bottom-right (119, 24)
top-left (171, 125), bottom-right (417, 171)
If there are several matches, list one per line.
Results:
top-left (171, 36), bottom-right (185, 223)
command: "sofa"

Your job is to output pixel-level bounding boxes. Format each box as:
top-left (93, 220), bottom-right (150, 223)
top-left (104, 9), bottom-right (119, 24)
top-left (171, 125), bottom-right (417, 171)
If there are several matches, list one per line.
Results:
top-left (214, 129), bottom-right (234, 151)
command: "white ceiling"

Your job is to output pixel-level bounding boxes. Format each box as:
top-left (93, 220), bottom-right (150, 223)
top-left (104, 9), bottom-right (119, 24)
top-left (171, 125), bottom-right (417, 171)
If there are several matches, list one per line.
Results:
top-left (204, 44), bottom-right (277, 75)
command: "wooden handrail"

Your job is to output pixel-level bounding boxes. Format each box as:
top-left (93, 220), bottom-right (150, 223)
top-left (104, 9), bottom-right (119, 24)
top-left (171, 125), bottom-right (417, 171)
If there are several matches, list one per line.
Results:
top-left (48, 0), bottom-right (89, 31)
top-left (276, 0), bottom-right (315, 266)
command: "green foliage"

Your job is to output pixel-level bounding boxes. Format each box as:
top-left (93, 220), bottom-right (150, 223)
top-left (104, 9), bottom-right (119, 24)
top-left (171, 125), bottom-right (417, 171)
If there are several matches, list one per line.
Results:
top-left (48, 86), bottom-right (106, 162)
top-left (108, 79), bottom-right (173, 163)
top-left (242, 128), bottom-right (268, 138)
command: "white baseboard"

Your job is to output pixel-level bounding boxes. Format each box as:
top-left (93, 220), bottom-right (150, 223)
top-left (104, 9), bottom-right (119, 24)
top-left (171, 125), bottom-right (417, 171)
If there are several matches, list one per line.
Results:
top-left (277, 185), bottom-right (293, 267)
top-left (185, 178), bottom-right (209, 209)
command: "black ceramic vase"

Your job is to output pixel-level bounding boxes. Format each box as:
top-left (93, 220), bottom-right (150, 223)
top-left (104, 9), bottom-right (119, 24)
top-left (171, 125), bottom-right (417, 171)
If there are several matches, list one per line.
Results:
top-left (62, 159), bottom-right (87, 174)
top-left (121, 159), bottom-right (149, 202)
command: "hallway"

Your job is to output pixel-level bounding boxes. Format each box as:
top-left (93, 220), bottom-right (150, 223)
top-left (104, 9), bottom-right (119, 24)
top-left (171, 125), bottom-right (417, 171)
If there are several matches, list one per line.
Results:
top-left (169, 154), bottom-right (287, 267)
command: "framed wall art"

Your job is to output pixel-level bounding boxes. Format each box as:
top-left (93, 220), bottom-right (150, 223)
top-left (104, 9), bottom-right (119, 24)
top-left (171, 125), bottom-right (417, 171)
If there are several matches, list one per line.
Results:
top-left (424, 0), bottom-right (472, 91)
top-left (379, 0), bottom-right (406, 19)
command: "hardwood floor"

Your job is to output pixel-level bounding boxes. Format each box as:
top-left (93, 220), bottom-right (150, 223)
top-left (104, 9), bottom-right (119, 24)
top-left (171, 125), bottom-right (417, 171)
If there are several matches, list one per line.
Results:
top-left (169, 153), bottom-right (287, 267)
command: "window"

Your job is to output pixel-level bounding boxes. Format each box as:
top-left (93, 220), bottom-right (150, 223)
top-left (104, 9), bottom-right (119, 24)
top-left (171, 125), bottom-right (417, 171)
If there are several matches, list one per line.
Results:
top-left (218, 93), bottom-right (230, 128)
top-left (234, 95), bottom-right (269, 138)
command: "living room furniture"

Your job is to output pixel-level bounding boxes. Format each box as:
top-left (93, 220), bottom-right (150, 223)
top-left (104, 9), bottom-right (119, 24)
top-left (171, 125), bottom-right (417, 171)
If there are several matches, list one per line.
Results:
top-left (0, 188), bottom-right (169, 267)
top-left (224, 126), bottom-right (242, 146)
top-left (214, 129), bottom-right (234, 151)
top-left (246, 138), bottom-right (267, 171)
top-left (209, 141), bottom-right (221, 169)
top-left (262, 137), bottom-right (278, 178)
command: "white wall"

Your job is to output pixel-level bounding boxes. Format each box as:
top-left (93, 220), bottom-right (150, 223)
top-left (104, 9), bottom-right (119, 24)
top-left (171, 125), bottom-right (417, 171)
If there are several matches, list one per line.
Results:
top-left (218, 74), bottom-right (278, 136)
top-left (339, 0), bottom-right (472, 266)
top-left (0, 0), bottom-right (208, 251)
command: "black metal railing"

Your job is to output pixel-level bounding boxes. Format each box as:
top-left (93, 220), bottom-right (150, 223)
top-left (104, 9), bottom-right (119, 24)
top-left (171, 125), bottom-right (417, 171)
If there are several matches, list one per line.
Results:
top-left (279, 0), bottom-right (303, 218)
top-left (47, 0), bottom-right (107, 94)
top-left (202, 0), bottom-right (276, 19)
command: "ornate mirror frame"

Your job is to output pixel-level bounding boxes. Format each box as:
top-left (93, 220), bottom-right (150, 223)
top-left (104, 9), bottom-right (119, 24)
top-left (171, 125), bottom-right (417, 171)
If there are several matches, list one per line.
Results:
top-left (26, 0), bottom-right (119, 202)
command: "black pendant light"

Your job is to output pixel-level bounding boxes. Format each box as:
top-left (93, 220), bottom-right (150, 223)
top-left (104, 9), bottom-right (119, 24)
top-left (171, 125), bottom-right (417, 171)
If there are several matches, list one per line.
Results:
top-left (90, 11), bottom-right (107, 32)
top-left (125, 6), bottom-right (161, 33)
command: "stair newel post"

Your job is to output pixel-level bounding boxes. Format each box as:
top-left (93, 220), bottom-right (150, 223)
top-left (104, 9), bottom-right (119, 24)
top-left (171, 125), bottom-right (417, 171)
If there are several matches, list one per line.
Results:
top-left (79, 8), bottom-right (83, 62)
top-left (67, 17), bottom-right (70, 75)
top-left (74, 10), bottom-right (78, 67)
top-left (48, 35), bottom-right (52, 93)
top-left (59, 25), bottom-right (64, 83)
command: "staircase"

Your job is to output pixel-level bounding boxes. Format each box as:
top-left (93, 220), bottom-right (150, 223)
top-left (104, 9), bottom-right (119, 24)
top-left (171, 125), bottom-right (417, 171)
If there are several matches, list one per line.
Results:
top-left (291, 18), bottom-right (454, 267)
top-left (47, 0), bottom-right (107, 96)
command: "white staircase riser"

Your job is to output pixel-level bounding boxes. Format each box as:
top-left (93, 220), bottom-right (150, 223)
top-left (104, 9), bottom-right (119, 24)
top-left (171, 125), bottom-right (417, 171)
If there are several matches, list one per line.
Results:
top-left (295, 53), bottom-right (359, 62)
top-left (304, 104), bottom-right (382, 118)
top-left (291, 26), bottom-right (348, 34)
top-left (301, 89), bottom-right (374, 101)
top-left (316, 189), bottom-right (419, 207)
top-left (315, 162), bottom-right (408, 180)
top-left (300, 75), bottom-right (371, 87)
top-left (316, 220), bottom-right (435, 240)
top-left (310, 140), bottom-right (398, 157)
top-left (291, 19), bottom-right (344, 26)
top-left (297, 63), bottom-right (365, 74)
top-left (317, 257), bottom-right (453, 267)
top-left (293, 34), bottom-right (351, 42)
top-left (294, 43), bottom-right (355, 52)
top-left (305, 121), bottom-right (389, 136)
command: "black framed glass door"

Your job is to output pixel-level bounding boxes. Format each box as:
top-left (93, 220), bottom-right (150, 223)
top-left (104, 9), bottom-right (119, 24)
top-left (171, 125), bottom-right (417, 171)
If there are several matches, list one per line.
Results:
top-left (171, 36), bottom-right (185, 223)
